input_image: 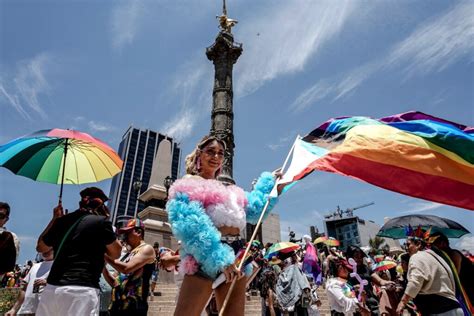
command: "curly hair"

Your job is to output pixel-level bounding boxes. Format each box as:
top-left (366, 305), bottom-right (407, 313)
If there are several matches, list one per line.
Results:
top-left (185, 135), bottom-right (226, 176)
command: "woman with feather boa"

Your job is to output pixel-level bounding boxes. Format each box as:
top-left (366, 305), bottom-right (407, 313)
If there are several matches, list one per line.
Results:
top-left (166, 135), bottom-right (277, 316)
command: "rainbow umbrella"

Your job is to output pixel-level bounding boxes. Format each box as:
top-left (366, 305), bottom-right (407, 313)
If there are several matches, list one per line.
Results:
top-left (374, 254), bottom-right (385, 263)
top-left (373, 260), bottom-right (397, 272)
top-left (377, 214), bottom-right (469, 239)
top-left (313, 236), bottom-right (328, 244)
top-left (324, 237), bottom-right (340, 247)
top-left (0, 128), bottom-right (123, 202)
top-left (265, 242), bottom-right (300, 259)
top-left (314, 236), bottom-right (340, 247)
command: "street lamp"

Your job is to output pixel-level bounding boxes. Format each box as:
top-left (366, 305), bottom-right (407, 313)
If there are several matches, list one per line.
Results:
top-left (133, 179), bottom-right (143, 200)
top-left (163, 176), bottom-right (174, 199)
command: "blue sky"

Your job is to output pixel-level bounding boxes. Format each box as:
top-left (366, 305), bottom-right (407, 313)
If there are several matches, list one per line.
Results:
top-left (1, 0), bottom-right (473, 264)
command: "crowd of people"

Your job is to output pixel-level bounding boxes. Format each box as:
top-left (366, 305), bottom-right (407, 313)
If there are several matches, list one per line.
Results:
top-left (0, 134), bottom-right (473, 316)
top-left (228, 227), bottom-right (473, 316)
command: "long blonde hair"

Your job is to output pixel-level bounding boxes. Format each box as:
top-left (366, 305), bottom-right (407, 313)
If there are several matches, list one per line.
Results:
top-left (185, 135), bottom-right (226, 176)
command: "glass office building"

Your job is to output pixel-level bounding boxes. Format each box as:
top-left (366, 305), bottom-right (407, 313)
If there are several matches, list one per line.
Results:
top-left (108, 126), bottom-right (180, 226)
top-left (325, 216), bottom-right (378, 250)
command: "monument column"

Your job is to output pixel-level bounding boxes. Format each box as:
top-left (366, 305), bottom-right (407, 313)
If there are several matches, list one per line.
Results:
top-left (206, 1), bottom-right (242, 185)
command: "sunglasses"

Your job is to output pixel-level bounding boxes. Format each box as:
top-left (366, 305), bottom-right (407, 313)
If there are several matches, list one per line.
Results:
top-left (201, 149), bottom-right (225, 159)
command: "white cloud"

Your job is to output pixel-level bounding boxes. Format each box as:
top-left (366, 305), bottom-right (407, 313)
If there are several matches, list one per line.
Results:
top-left (295, 176), bottom-right (325, 192)
top-left (110, 0), bottom-right (144, 51)
top-left (291, 1), bottom-right (474, 111)
top-left (289, 81), bottom-right (334, 112)
top-left (0, 83), bottom-right (29, 120)
top-left (267, 133), bottom-right (296, 151)
top-left (455, 235), bottom-right (474, 253)
top-left (333, 61), bottom-right (382, 101)
top-left (88, 121), bottom-right (116, 133)
top-left (68, 117), bottom-right (116, 134)
top-left (17, 235), bottom-right (36, 244)
top-left (159, 60), bottom-right (212, 141)
top-left (280, 210), bottom-right (325, 242)
top-left (400, 201), bottom-right (444, 214)
top-left (236, 1), bottom-right (356, 96)
top-left (162, 110), bottom-right (196, 142)
top-left (170, 62), bottom-right (211, 109)
top-left (157, 2), bottom-right (357, 138)
top-left (387, 1), bottom-right (474, 76)
top-left (0, 53), bottom-right (52, 120)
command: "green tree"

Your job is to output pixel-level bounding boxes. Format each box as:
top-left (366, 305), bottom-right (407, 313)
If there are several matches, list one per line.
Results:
top-left (369, 236), bottom-right (386, 254)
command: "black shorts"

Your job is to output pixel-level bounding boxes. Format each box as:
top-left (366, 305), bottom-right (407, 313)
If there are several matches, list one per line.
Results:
top-left (193, 238), bottom-right (244, 280)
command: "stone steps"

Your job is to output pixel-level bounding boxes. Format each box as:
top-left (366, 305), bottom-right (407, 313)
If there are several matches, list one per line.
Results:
top-left (147, 284), bottom-right (332, 315)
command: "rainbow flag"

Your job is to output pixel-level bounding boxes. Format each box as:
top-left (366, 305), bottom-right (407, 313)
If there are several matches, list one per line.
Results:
top-left (273, 111), bottom-right (474, 210)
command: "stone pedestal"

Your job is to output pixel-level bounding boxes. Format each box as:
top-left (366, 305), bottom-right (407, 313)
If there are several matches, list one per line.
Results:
top-left (135, 137), bottom-right (179, 283)
top-left (139, 207), bottom-right (179, 284)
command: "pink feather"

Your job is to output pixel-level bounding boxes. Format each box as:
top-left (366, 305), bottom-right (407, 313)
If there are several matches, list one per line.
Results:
top-left (179, 255), bottom-right (199, 275)
top-left (169, 177), bottom-right (245, 208)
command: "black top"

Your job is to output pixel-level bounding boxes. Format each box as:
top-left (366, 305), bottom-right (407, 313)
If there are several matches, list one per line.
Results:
top-left (414, 294), bottom-right (460, 314)
top-left (0, 230), bottom-right (16, 274)
top-left (43, 209), bottom-right (116, 289)
top-left (454, 249), bottom-right (474, 303)
top-left (141, 262), bottom-right (154, 301)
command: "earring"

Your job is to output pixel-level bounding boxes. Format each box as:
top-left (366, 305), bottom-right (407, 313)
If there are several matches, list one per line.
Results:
top-left (196, 156), bottom-right (201, 171)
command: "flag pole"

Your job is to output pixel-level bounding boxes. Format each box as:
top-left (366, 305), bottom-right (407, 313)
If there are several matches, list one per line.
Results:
top-left (218, 135), bottom-right (299, 316)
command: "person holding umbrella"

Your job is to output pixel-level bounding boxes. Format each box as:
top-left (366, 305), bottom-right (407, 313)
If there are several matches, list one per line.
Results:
top-left (35, 187), bottom-right (122, 316)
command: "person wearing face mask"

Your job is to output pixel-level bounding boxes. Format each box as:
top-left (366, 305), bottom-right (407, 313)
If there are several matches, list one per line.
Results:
top-left (35, 187), bottom-right (122, 316)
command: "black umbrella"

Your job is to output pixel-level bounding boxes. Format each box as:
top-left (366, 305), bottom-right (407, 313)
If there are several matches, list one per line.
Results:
top-left (377, 214), bottom-right (470, 239)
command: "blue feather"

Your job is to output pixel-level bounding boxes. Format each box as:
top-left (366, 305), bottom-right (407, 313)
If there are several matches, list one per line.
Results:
top-left (167, 193), bottom-right (234, 278)
top-left (246, 172), bottom-right (278, 224)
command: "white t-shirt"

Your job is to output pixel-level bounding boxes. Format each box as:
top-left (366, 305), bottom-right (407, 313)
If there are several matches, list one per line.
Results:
top-left (18, 260), bottom-right (54, 315)
top-left (326, 277), bottom-right (359, 315)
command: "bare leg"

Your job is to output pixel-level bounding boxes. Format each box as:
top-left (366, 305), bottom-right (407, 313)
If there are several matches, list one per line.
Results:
top-left (215, 277), bottom-right (247, 316)
top-left (174, 275), bottom-right (213, 316)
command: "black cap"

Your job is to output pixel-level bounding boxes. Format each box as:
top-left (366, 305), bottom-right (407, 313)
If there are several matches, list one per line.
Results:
top-left (80, 187), bottom-right (108, 202)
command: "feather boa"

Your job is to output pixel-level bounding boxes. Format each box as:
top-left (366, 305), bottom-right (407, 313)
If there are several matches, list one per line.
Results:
top-left (167, 172), bottom-right (278, 278)
top-left (169, 177), bottom-right (246, 209)
top-left (167, 193), bottom-right (234, 278)
top-left (246, 172), bottom-right (278, 224)
top-left (169, 176), bottom-right (248, 230)
top-left (169, 172), bottom-right (277, 229)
